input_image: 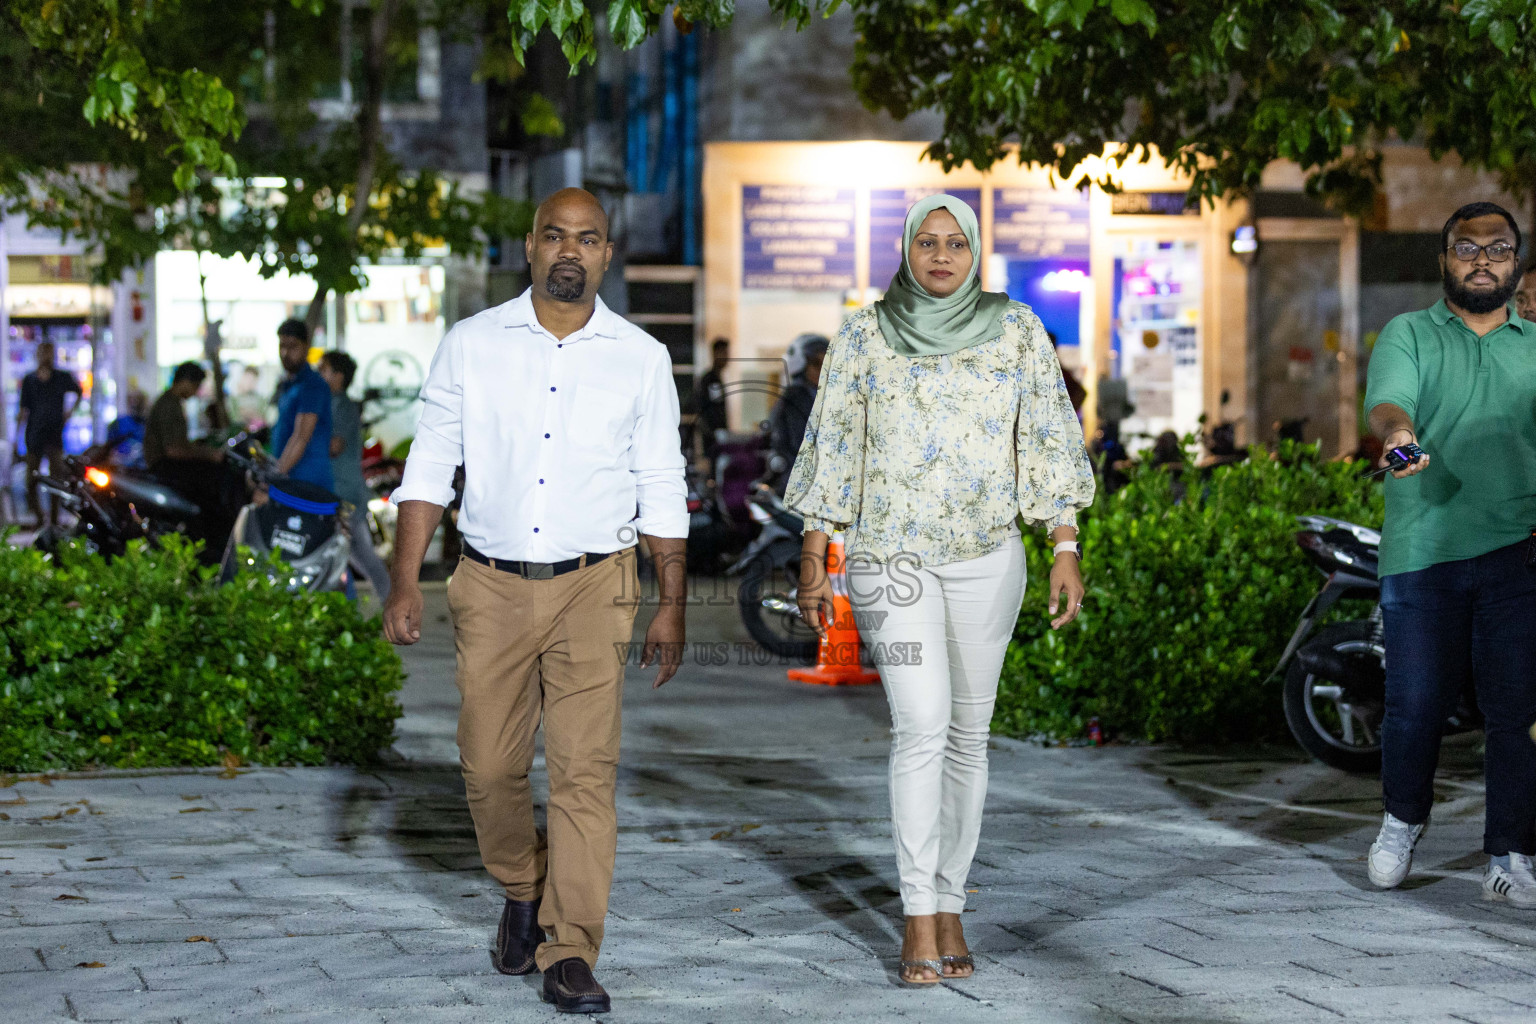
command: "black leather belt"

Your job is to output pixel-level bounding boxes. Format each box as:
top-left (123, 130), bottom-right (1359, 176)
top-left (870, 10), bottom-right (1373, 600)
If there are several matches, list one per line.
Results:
top-left (461, 542), bottom-right (612, 580)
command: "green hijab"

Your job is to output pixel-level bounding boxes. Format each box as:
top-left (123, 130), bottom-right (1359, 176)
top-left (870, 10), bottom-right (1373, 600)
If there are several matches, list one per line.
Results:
top-left (874, 193), bottom-right (1010, 357)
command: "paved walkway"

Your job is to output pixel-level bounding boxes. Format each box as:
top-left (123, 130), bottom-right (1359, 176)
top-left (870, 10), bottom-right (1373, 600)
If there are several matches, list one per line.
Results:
top-left (4, 585), bottom-right (1536, 1023)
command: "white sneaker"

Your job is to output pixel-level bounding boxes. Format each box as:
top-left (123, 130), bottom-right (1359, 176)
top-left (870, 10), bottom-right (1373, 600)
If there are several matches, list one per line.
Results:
top-left (1483, 855), bottom-right (1536, 908)
top-left (1367, 812), bottom-right (1426, 889)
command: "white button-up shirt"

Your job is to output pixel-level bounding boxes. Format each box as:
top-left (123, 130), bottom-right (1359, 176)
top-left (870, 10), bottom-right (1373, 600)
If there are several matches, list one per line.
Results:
top-left (392, 289), bottom-right (689, 561)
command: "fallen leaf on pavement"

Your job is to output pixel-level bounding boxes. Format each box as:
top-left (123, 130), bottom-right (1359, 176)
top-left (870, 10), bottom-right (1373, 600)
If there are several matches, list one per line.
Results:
top-left (740, 824), bottom-right (761, 833)
top-left (64, 808), bottom-right (79, 816)
top-left (179, 808), bottom-right (209, 814)
top-left (85, 857), bottom-right (106, 863)
top-left (654, 836), bottom-right (680, 843)
top-left (169, 875), bottom-right (184, 880)
top-left (710, 830), bottom-right (732, 840)
top-left (54, 894), bottom-right (87, 901)
top-left (180, 795), bottom-right (202, 801)
top-left (185, 936), bottom-right (213, 943)
top-left (75, 962), bottom-right (105, 968)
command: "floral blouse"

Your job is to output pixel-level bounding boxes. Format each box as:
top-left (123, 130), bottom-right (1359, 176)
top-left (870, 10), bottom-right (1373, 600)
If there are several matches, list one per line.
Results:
top-left (784, 302), bottom-right (1096, 566)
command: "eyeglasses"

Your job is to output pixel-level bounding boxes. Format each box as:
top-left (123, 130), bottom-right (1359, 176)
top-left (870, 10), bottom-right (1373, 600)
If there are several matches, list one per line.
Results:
top-left (1448, 240), bottom-right (1517, 263)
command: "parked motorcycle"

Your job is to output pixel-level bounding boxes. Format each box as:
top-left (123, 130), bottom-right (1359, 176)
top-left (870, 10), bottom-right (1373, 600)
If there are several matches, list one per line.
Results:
top-left (32, 455), bottom-right (201, 558)
top-left (218, 436), bottom-right (351, 593)
top-left (1274, 514), bottom-right (1479, 772)
top-left (727, 481), bottom-right (817, 661)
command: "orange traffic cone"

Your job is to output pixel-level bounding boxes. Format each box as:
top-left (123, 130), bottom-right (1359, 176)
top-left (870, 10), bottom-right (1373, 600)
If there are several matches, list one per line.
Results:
top-left (788, 532), bottom-right (881, 686)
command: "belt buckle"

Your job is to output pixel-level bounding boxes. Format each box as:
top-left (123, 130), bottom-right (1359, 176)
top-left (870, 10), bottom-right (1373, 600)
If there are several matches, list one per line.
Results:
top-left (520, 561), bottom-right (556, 581)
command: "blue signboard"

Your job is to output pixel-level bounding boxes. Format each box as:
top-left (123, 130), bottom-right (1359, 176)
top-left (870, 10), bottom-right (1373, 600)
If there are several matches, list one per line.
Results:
top-left (868, 188), bottom-right (983, 291)
top-left (992, 187), bottom-right (1092, 261)
top-left (742, 186), bottom-right (856, 291)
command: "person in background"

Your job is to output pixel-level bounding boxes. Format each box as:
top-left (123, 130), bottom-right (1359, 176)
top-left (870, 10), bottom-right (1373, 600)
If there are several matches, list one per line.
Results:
top-left (318, 350), bottom-right (391, 605)
top-left (102, 390), bottom-right (149, 469)
top-left (16, 341), bottom-right (84, 527)
top-left (143, 361), bottom-right (236, 556)
top-left (687, 337), bottom-right (730, 467)
top-left (1516, 261), bottom-right (1536, 322)
top-left (1047, 331), bottom-right (1088, 417)
top-left (1363, 201), bottom-right (1536, 904)
top-left (766, 333), bottom-right (827, 495)
top-left (231, 365), bottom-right (269, 432)
top-left (270, 319), bottom-right (333, 490)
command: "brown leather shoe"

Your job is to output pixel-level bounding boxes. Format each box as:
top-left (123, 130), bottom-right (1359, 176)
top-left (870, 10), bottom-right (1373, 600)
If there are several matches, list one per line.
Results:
top-left (491, 897), bottom-right (543, 975)
top-left (541, 956), bottom-right (611, 1014)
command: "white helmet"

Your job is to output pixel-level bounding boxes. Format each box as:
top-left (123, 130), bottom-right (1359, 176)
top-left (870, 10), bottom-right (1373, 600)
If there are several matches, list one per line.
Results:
top-left (783, 333), bottom-right (829, 381)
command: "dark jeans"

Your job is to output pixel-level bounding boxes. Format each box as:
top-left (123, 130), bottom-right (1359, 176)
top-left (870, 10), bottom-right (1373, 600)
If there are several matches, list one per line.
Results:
top-left (1380, 540), bottom-right (1536, 855)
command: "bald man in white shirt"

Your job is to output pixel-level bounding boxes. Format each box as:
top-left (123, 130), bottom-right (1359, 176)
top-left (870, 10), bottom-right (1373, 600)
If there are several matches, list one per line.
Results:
top-left (385, 188), bottom-right (688, 1014)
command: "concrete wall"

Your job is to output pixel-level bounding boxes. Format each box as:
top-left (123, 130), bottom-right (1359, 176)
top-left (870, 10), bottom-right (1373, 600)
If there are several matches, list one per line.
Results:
top-left (699, 0), bottom-right (943, 143)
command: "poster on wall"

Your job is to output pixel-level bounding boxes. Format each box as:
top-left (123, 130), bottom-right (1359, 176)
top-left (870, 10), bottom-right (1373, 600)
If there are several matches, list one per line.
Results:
top-left (867, 188), bottom-right (982, 290)
top-left (992, 187), bottom-right (1091, 261)
top-left (992, 187), bottom-right (1093, 349)
top-left (741, 186), bottom-right (856, 291)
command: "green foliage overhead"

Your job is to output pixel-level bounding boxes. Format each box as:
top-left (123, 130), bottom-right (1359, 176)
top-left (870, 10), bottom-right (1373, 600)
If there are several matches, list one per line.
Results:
top-left (516, 0), bottom-right (1536, 212)
top-left (3, 0), bottom-right (534, 299)
top-left (0, 536), bottom-right (404, 772)
top-left (994, 445), bottom-right (1384, 745)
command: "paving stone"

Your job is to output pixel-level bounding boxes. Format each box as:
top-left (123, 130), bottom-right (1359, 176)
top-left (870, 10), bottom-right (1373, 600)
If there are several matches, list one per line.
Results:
top-left (8, 589), bottom-right (1536, 1022)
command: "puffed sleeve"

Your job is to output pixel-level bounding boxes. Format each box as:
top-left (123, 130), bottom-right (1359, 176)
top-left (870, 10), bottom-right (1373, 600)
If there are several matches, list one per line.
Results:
top-left (784, 317), bottom-right (866, 536)
top-left (1014, 309), bottom-right (1096, 530)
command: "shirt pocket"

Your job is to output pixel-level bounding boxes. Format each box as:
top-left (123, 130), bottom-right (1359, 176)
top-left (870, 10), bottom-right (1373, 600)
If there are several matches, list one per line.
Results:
top-left (572, 382), bottom-right (637, 452)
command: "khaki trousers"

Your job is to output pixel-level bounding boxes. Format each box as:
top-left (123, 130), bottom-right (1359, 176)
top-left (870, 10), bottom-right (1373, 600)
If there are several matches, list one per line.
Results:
top-left (446, 547), bottom-right (638, 970)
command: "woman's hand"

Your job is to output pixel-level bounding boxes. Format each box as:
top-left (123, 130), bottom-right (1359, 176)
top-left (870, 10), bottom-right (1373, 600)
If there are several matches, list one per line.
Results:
top-left (797, 540), bottom-right (835, 638)
top-left (1048, 553), bottom-right (1085, 630)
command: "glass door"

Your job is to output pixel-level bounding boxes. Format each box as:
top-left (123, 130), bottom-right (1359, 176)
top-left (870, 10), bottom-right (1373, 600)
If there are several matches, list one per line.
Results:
top-left (1110, 237), bottom-right (1204, 446)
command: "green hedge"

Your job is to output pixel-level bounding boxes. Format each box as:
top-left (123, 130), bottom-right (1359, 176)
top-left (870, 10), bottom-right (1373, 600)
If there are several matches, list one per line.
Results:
top-left (995, 445), bottom-right (1384, 745)
top-left (0, 536), bottom-right (404, 771)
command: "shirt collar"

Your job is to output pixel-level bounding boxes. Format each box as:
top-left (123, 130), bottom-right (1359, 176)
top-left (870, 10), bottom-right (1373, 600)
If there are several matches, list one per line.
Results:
top-left (1430, 297), bottom-right (1528, 334)
top-left (505, 288), bottom-right (620, 343)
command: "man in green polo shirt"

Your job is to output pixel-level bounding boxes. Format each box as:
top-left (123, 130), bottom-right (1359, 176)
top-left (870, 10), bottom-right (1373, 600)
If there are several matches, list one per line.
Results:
top-left (1363, 201), bottom-right (1536, 905)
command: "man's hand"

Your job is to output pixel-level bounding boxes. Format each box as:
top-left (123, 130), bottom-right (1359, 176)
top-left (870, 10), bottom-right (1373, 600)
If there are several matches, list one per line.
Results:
top-left (1048, 554), bottom-right (1085, 630)
top-left (382, 583), bottom-right (424, 645)
top-left (1381, 428), bottom-right (1431, 479)
top-left (640, 606), bottom-right (684, 688)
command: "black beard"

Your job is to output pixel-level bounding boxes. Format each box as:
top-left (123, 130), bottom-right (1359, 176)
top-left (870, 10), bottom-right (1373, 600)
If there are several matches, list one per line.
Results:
top-left (1443, 263), bottom-right (1518, 315)
top-left (544, 263), bottom-right (587, 302)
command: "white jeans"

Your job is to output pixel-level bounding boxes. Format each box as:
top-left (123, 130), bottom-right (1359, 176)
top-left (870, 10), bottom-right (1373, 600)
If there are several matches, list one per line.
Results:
top-left (847, 535), bottom-right (1027, 916)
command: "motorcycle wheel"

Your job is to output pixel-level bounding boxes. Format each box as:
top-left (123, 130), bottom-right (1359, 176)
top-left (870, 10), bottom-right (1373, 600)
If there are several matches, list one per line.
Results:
top-left (738, 537), bottom-right (818, 662)
top-left (1282, 621), bottom-right (1384, 773)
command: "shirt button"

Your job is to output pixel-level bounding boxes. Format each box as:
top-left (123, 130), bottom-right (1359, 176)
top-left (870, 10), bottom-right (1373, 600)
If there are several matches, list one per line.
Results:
top-left (544, 433), bottom-right (550, 438)
top-left (533, 527), bottom-right (540, 533)
top-left (550, 386), bottom-right (556, 392)
top-left (539, 478), bottom-right (544, 484)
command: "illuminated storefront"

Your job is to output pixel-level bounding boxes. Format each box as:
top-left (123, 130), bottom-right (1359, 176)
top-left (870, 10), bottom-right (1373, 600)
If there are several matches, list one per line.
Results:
top-left (0, 217), bottom-right (126, 459)
top-left (703, 141), bottom-right (1357, 457)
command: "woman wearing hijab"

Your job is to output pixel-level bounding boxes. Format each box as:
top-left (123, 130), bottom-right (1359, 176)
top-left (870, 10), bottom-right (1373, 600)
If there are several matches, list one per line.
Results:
top-left (785, 194), bottom-right (1095, 986)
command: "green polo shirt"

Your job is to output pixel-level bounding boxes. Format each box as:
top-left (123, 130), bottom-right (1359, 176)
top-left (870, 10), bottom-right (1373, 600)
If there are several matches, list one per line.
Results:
top-left (1364, 299), bottom-right (1536, 577)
